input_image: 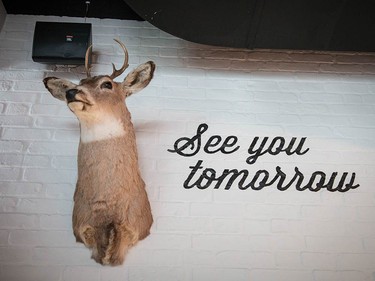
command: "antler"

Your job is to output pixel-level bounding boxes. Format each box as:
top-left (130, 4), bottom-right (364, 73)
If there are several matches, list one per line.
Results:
top-left (109, 39), bottom-right (129, 79)
top-left (85, 45), bottom-right (93, 77)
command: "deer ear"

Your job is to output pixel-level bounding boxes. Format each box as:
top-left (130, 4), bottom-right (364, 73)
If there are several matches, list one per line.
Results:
top-left (43, 77), bottom-right (77, 102)
top-left (122, 61), bottom-right (155, 96)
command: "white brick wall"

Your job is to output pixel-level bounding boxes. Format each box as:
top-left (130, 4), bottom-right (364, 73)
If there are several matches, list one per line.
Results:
top-left (0, 14), bottom-right (375, 281)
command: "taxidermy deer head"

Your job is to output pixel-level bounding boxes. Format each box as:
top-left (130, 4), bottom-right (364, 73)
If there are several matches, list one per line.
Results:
top-left (43, 39), bottom-right (155, 265)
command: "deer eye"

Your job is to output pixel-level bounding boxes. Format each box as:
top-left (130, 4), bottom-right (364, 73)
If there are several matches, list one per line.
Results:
top-left (101, 81), bottom-right (112, 90)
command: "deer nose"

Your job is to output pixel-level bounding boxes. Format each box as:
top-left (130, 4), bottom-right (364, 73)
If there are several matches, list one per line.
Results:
top-left (66, 89), bottom-right (78, 102)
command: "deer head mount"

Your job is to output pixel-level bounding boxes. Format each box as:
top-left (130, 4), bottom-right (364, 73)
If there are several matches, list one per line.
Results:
top-left (43, 39), bottom-right (155, 265)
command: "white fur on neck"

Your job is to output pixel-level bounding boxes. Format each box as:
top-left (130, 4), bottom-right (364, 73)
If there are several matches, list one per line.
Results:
top-left (80, 117), bottom-right (125, 143)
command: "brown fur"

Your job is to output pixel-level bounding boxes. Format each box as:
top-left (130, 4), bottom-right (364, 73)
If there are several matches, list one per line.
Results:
top-left (44, 59), bottom-right (155, 266)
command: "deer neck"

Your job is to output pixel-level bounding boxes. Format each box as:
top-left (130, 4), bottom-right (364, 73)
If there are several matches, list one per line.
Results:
top-left (79, 115), bottom-right (127, 144)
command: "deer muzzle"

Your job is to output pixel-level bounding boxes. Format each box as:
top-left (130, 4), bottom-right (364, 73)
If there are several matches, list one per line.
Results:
top-left (66, 88), bottom-right (79, 103)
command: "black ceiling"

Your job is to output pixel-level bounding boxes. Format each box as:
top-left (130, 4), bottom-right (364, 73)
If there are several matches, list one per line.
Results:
top-left (3, 0), bottom-right (375, 52)
top-left (2, 0), bottom-right (143, 21)
top-left (125, 0), bottom-right (375, 52)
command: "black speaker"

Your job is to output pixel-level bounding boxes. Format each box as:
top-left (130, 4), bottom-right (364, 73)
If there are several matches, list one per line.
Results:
top-left (32, 21), bottom-right (92, 65)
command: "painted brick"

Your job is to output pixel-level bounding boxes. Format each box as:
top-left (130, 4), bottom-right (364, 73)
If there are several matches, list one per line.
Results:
top-left (0, 70), bottom-right (45, 81)
top-left (9, 198), bottom-right (73, 215)
top-left (0, 265), bottom-right (63, 281)
top-left (23, 154), bottom-right (50, 167)
top-left (193, 268), bottom-right (249, 281)
top-left (344, 192), bottom-right (375, 206)
top-left (0, 246), bottom-right (32, 263)
top-left (39, 214), bottom-right (72, 230)
top-left (0, 213), bottom-right (39, 229)
top-left (32, 247), bottom-right (95, 266)
top-left (127, 249), bottom-right (184, 266)
top-left (27, 141), bottom-right (78, 155)
top-left (289, 53), bottom-right (334, 63)
top-left (243, 219), bottom-right (271, 235)
top-left (302, 252), bottom-right (337, 269)
top-left (9, 230), bottom-right (75, 247)
top-left (6, 102), bottom-right (31, 115)
top-left (0, 80), bottom-right (14, 91)
top-left (0, 115), bottom-right (34, 127)
top-left (346, 222), bottom-right (375, 236)
top-left (337, 253), bottom-right (375, 270)
top-left (192, 234), bottom-right (251, 251)
top-left (0, 13), bottom-right (374, 281)
top-left (302, 205), bottom-right (357, 220)
top-left (0, 153), bottom-right (23, 166)
top-left (249, 269), bottom-right (313, 281)
top-left (0, 167), bottom-right (22, 181)
top-left (299, 92), bottom-right (343, 103)
top-left (216, 250), bottom-right (275, 268)
top-left (24, 168), bottom-right (76, 184)
top-left (270, 235), bottom-right (306, 251)
top-left (63, 266), bottom-right (100, 281)
top-left (212, 218), bottom-right (242, 234)
top-left (53, 130), bottom-right (80, 142)
top-left (13, 80), bottom-right (46, 92)
top-left (159, 186), bottom-right (212, 202)
top-left (31, 104), bottom-right (72, 116)
top-left (303, 221), bottom-right (347, 236)
top-left (190, 202), bottom-right (245, 217)
top-left (275, 252), bottom-right (302, 268)
top-left (0, 91), bottom-right (41, 103)
top-left (2, 128), bottom-right (52, 141)
top-left (319, 63), bottom-right (364, 73)
top-left (313, 270), bottom-right (368, 281)
top-left (356, 206), bottom-right (375, 221)
top-left (156, 217), bottom-right (211, 233)
top-left (51, 156), bottom-right (76, 169)
top-left (0, 230), bottom-right (9, 246)
top-left (0, 39), bottom-right (25, 49)
top-left (137, 233), bottom-right (190, 250)
top-left (363, 237), bottom-right (375, 252)
top-left (100, 267), bottom-right (129, 281)
top-left (128, 266), bottom-right (184, 281)
top-left (0, 50), bottom-right (28, 61)
top-left (35, 116), bottom-right (77, 129)
top-left (151, 202), bottom-right (189, 217)
top-left (0, 182), bottom-right (44, 197)
top-left (204, 50), bottom-right (247, 60)
top-left (306, 236), bottom-right (363, 253)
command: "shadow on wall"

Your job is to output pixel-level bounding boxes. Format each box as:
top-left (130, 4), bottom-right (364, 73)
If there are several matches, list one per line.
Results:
top-left (0, 0), bottom-right (6, 31)
top-left (158, 39), bottom-right (375, 75)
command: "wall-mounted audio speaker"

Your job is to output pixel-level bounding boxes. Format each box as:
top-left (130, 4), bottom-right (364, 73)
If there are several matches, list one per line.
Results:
top-left (32, 21), bottom-right (92, 65)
